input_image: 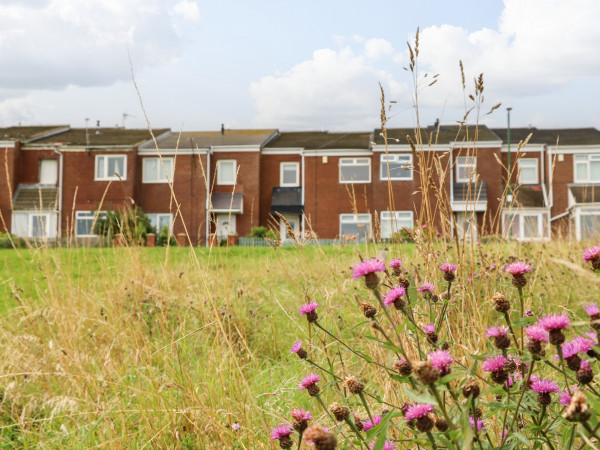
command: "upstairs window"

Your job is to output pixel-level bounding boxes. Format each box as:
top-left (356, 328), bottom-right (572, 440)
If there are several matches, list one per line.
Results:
top-left (280, 162), bottom-right (299, 186)
top-left (380, 154), bottom-right (412, 180)
top-left (143, 157), bottom-right (174, 183)
top-left (95, 155), bottom-right (126, 181)
top-left (518, 158), bottom-right (539, 184)
top-left (456, 156), bottom-right (476, 182)
top-left (574, 155), bottom-right (600, 183)
top-left (217, 160), bottom-right (237, 185)
top-left (339, 158), bottom-right (370, 183)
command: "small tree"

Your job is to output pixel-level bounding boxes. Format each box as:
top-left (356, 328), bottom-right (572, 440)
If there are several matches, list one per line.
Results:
top-left (94, 206), bottom-right (154, 245)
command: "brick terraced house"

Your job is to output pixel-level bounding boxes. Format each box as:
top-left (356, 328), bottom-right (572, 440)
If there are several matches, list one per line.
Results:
top-left (1, 124), bottom-right (600, 244)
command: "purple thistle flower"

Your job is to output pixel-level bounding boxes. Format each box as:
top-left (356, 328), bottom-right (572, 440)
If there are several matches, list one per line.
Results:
top-left (352, 259), bottom-right (386, 279)
top-left (423, 323), bottom-right (435, 334)
top-left (482, 355), bottom-right (507, 372)
top-left (299, 302), bottom-right (319, 316)
top-left (417, 283), bottom-right (435, 294)
top-left (370, 442), bottom-right (395, 450)
top-left (525, 325), bottom-right (549, 343)
top-left (580, 359), bottom-right (592, 371)
top-left (486, 326), bottom-right (508, 338)
top-left (537, 313), bottom-right (570, 331)
top-left (439, 262), bottom-right (457, 273)
top-left (299, 373), bottom-right (320, 391)
top-left (428, 350), bottom-right (453, 373)
top-left (389, 258), bottom-right (402, 269)
top-left (290, 341), bottom-right (302, 353)
top-left (271, 424), bottom-right (293, 440)
top-left (584, 303), bottom-right (600, 316)
top-left (583, 246), bottom-right (600, 262)
top-left (469, 416), bottom-right (486, 431)
top-left (290, 408), bottom-right (312, 422)
top-left (363, 415), bottom-right (382, 431)
top-left (585, 332), bottom-right (598, 342)
top-left (531, 378), bottom-right (559, 394)
top-left (404, 404), bottom-right (435, 421)
top-left (505, 261), bottom-right (531, 275)
top-left (383, 285), bottom-right (406, 307)
top-left (559, 387), bottom-right (577, 406)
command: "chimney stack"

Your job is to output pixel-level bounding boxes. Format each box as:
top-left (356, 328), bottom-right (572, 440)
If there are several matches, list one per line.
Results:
top-left (221, 123), bottom-right (225, 135)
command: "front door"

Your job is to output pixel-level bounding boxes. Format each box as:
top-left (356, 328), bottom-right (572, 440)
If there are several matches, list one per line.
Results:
top-left (39, 159), bottom-right (58, 185)
top-left (280, 214), bottom-right (300, 241)
top-left (216, 214), bottom-right (236, 239)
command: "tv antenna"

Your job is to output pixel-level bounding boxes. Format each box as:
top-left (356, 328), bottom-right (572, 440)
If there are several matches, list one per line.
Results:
top-left (122, 112), bottom-right (136, 128)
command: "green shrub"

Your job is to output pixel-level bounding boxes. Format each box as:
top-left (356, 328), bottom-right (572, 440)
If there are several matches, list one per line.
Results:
top-left (94, 206), bottom-right (153, 245)
top-left (0, 232), bottom-right (24, 249)
top-left (247, 226), bottom-right (278, 240)
top-left (156, 226), bottom-right (176, 247)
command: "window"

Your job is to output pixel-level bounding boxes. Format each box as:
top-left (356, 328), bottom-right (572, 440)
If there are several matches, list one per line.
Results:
top-left (455, 211), bottom-right (477, 242)
top-left (579, 208), bottom-right (600, 240)
top-left (11, 212), bottom-right (57, 238)
top-left (75, 211), bottom-right (106, 237)
top-left (95, 155), bottom-right (127, 180)
top-left (147, 213), bottom-right (173, 233)
top-left (456, 156), bottom-right (476, 182)
top-left (280, 162), bottom-right (299, 186)
top-left (340, 213), bottom-right (371, 239)
top-left (339, 158), bottom-right (371, 183)
top-left (217, 160), bottom-right (237, 185)
top-left (380, 154), bottom-right (412, 180)
top-left (518, 158), bottom-right (538, 184)
top-left (380, 211), bottom-right (413, 239)
top-left (503, 211), bottom-right (548, 241)
top-left (143, 157), bottom-right (174, 183)
top-left (574, 155), bottom-right (600, 183)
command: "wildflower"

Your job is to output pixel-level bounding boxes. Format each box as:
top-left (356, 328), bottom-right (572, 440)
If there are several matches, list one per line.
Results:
top-left (423, 323), bottom-right (438, 344)
top-left (383, 285), bottom-right (406, 310)
top-left (428, 350), bottom-right (453, 376)
top-left (439, 262), bottom-right (457, 282)
top-left (271, 424), bottom-right (294, 449)
top-left (462, 379), bottom-right (481, 399)
top-left (469, 416), bottom-right (486, 432)
top-left (483, 355), bottom-right (508, 384)
top-left (584, 303), bottom-right (600, 330)
top-left (525, 325), bottom-right (549, 355)
top-left (559, 387), bottom-right (578, 406)
top-left (303, 423), bottom-right (337, 450)
top-left (531, 378), bottom-right (559, 405)
top-left (389, 258), bottom-right (403, 276)
top-left (563, 336), bottom-right (594, 370)
top-left (576, 359), bottom-right (594, 385)
top-left (583, 246), bottom-right (600, 271)
top-left (434, 416), bottom-right (448, 432)
top-left (328, 403), bottom-right (350, 422)
top-left (299, 302), bottom-right (319, 323)
top-left (363, 415), bottom-right (382, 431)
top-left (393, 358), bottom-right (412, 376)
top-left (290, 408), bottom-right (312, 433)
top-left (352, 259), bottom-right (386, 289)
top-left (492, 292), bottom-right (510, 313)
top-left (369, 442), bottom-right (395, 450)
top-left (290, 341), bottom-right (307, 359)
top-left (299, 373), bottom-right (321, 396)
top-left (358, 300), bottom-right (377, 319)
top-left (564, 391), bottom-right (592, 422)
top-left (231, 422), bottom-right (240, 431)
top-left (417, 282), bottom-right (435, 296)
top-left (344, 376), bottom-right (365, 394)
top-left (486, 326), bottom-right (510, 350)
top-left (405, 404), bottom-right (435, 432)
top-left (505, 261), bottom-right (531, 288)
top-left (538, 313), bottom-right (570, 345)
top-left (414, 361), bottom-right (441, 385)
top-left (353, 413), bottom-right (364, 431)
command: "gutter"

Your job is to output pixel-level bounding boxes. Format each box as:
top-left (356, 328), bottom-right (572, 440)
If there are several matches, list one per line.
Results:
top-left (301, 148), bottom-right (305, 238)
top-left (205, 147), bottom-right (211, 247)
top-left (52, 146), bottom-right (64, 239)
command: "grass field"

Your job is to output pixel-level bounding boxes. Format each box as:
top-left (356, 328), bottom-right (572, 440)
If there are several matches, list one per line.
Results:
top-left (0, 240), bottom-right (599, 448)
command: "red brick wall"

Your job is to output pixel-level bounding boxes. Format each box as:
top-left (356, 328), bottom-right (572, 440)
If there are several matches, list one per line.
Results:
top-left (19, 149), bottom-right (57, 184)
top-left (550, 153), bottom-right (574, 217)
top-left (259, 154), bottom-right (302, 231)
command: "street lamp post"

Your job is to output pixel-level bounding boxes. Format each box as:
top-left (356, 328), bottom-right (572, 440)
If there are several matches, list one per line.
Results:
top-left (507, 107), bottom-right (513, 204)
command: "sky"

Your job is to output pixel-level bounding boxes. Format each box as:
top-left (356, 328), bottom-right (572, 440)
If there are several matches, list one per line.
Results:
top-left (1, 0), bottom-right (600, 133)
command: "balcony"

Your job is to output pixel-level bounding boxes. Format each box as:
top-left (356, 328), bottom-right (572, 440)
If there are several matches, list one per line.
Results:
top-left (270, 187), bottom-right (303, 215)
top-left (451, 182), bottom-right (487, 212)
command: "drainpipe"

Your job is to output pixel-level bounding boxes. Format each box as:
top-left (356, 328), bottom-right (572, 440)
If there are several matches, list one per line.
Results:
top-left (52, 146), bottom-right (63, 239)
top-left (205, 147), bottom-right (211, 247)
top-left (301, 148), bottom-right (305, 239)
top-left (506, 107), bottom-right (513, 204)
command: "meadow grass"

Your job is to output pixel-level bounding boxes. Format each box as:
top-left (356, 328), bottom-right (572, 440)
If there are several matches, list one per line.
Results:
top-left (0, 240), bottom-right (598, 448)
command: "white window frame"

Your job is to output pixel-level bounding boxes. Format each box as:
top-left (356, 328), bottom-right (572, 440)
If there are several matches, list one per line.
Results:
top-left (142, 157), bottom-right (174, 183)
top-left (456, 156), bottom-right (477, 183)
top-left (147, 213), bottom-right (173, 233)
top-left (280, 162), bottom-right (300, 187)
top-left (502, 210), bottom-right (549, 241)
top-left (75, 210), bottom-right (107, 237)
top-left (217, 160), bottom-right (237, 185)
top-left (380, 211), bottom-right (414, 239)
top-left (11, 211), bottom-right (57, 239)
top-left (339, 213), bottom-right (372, 239)
top-left (518, 158), bottom-right (539, 184)
top-left (339, 158), bottom-right (371, 184)
top-left (380, 154), bottom-right (413, 181)
top-left (575, 207), bottom-right (600, 241)
top-left (574, 154), bottom-right (600, 183)
top-left (95, 155), bottom-right (127, 181)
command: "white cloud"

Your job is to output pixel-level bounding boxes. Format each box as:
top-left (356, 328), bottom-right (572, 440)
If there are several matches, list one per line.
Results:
top-left (173, 0), bottom-right (200, 22)
top-left (251, 40), bottom-right (406, 130)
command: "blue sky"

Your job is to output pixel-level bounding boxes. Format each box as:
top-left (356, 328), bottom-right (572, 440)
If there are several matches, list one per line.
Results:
top-left (1, 0), bottom-right (599, 132)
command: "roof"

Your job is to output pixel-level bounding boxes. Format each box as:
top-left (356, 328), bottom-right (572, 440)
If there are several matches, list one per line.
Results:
top-left (210, 193), bottom-right (243, 212)
top-left (492, 128), bottom-right (600, 146)
top-left (33, 128), bottom-right (169, 146)
top-left (13, 185), bottom-right (58, 210)
top-left (570, 185), bottom-right (600, 204)
top-left (145, 129), bottom-right (278, 149)
top-left (374, 125), bottom-right (500, 146)
top-left (0, 126), bottom-right (69, 142)
top-left (271, 187), bottom-right (303, 215)
top-left (510, 184), bottom-right (547, 207)
top-left (265, 131), bottom-right (371, 149)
